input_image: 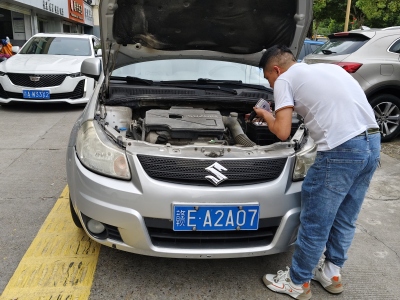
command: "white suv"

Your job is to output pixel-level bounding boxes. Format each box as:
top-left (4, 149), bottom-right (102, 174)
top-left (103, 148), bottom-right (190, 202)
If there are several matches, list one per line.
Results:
top-left (0, 33), bottom-right (101, 105)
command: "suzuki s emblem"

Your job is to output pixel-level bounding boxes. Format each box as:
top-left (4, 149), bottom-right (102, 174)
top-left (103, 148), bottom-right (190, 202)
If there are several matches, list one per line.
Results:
top-left (29, 76), bottom-right (40, 82)
top-left (205, 162), bottom-right (228, 186)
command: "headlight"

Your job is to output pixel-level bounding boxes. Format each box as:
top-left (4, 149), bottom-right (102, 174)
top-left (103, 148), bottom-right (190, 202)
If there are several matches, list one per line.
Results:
top-left (76, 120), bottom-right (131, 180)
top-left (292, 141), bottom-right (317, 181)
top-left (0, 71), bottom-right (6, 76)
top-left (69, 72), bottom-right (81, 78)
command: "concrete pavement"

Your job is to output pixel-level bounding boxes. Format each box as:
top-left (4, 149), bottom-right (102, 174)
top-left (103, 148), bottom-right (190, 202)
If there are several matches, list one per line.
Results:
top-left (88, 150), bottom-right (400, 300)
top-left (0, 101), bottom-right (399, 299)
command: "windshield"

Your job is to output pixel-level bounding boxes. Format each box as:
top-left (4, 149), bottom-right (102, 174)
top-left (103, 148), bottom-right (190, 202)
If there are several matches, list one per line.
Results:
top-left (111, 59), bottom-right (270, 87)
top-left (20, 37), bottom-right (91, 56)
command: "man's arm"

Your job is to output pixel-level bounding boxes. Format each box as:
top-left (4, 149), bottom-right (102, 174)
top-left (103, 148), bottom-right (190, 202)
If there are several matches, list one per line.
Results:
top-left (253, 106), bottom-right (294, 141)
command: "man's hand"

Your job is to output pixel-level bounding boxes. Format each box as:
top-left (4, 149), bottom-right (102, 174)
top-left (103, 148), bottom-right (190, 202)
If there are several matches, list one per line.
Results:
top-left (253, 107), bottom-right (272, 119)
top-left (253, 106), bottom-right (294, 141)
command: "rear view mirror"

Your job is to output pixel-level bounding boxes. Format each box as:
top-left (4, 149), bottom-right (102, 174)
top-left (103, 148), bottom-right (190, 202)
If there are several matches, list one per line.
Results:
top-left (96, 49), bottom-right (102, 57)
top-left (81, 58), bottom-right (102, 81)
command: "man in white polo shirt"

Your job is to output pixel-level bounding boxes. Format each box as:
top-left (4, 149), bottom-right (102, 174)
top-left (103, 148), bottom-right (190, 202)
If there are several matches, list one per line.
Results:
top-left (254, 45), bottom-right (380, 300)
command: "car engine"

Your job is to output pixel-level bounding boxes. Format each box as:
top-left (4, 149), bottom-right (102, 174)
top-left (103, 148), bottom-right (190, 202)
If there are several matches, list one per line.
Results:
top-left (101, 104), bottom-right (302, 147)
top-left (103, 105), bottom-right (259, 147)
top-left (144, 107), bottom-right (225, 144)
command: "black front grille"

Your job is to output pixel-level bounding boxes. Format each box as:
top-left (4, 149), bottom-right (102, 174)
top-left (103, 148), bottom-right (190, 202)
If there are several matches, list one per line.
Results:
top-left (4, 79), bottom-right (85, 100)
top-left (7, 73), bottom-right (67, 87)
top-left (145, 217), bottom-right (280, 249)
top-left (137, 155), bottom-right (287, 186)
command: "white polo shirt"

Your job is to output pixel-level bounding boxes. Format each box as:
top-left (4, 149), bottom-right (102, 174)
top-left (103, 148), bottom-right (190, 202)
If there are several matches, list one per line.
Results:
top-left (273, 63), bottom-right (378, 151)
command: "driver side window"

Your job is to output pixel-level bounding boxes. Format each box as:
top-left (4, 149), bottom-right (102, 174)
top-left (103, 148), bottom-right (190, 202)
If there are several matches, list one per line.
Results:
top-left (92, 38), bottom-right (101, 55)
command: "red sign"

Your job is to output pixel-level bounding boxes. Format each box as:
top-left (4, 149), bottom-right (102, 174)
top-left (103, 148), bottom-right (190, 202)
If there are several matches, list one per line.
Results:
top-left (69, 0), bottom-right (85, 23)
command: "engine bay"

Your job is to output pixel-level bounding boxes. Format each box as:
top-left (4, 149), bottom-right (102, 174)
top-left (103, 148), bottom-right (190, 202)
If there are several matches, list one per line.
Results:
top-left (99, 104), bottom-right (301, 147)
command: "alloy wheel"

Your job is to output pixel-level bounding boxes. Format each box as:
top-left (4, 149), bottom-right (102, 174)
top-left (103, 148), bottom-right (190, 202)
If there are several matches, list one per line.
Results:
top-left (373, 101), bottom-right (400, 138)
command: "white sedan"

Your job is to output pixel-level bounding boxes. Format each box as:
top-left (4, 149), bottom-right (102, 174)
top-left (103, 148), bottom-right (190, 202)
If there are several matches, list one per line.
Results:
top-left (0, 33), bottom-right (101, 105)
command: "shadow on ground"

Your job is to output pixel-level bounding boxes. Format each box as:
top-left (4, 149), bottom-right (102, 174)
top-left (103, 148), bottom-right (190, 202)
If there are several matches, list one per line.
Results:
top-left (0, 102), bottom-right (85, 113)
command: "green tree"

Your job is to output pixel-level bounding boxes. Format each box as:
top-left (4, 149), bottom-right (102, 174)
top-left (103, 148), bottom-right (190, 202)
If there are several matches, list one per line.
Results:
top-left (311, 0), bottom-right (400, 37)
top-left (356, 0), bottom-right (400, 27)
top-left (313, 0), bottom-right (364, 33)
top-left (312, 0), bottom-right (365, 35)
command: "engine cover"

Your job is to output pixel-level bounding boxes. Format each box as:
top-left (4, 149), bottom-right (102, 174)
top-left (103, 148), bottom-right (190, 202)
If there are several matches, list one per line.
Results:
top-left (144, 107), bottom-right (225, 139)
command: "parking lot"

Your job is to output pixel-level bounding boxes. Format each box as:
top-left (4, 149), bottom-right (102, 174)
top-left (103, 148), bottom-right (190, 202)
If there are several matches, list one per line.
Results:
top-left (0, 103), bottom-right (399, 300)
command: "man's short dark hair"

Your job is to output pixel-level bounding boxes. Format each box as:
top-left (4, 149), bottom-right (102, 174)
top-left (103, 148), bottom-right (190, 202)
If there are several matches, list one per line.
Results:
top-left (258, 45), bottom-right (295, 69)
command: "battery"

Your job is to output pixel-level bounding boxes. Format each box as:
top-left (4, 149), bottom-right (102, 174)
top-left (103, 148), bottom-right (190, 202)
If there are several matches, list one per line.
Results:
top-left (246, 118), bottom-right (300, 146)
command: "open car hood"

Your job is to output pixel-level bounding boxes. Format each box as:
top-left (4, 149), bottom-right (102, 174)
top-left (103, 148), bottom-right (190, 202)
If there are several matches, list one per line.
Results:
top-left (100, 0), bottom-right (313, 72)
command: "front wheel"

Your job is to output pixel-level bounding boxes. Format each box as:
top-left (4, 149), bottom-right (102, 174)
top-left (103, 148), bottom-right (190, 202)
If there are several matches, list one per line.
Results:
top-left (369, 94), bottom-right (400, 142)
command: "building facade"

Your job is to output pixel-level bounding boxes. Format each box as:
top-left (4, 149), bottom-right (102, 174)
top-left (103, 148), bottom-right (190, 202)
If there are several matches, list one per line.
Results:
top-left (0, 0), bottom-right (99, 47)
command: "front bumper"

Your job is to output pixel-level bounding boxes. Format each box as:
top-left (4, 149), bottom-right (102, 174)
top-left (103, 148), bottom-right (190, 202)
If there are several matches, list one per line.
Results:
top-left (0, 75), bottom-right (94, 104)
top-left (67, 146), bottom-right (302, 259)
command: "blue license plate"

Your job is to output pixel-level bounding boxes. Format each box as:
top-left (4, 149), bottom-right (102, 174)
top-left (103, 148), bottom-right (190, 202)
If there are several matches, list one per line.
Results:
top-left (173, 204), bottom-right (259, 231)
top-left (23, 90), bottom-right (50, 99)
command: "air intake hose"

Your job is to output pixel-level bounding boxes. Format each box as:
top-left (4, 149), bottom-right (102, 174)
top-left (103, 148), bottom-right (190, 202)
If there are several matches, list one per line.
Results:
top-left (222, 113), bottom-right (256, 147)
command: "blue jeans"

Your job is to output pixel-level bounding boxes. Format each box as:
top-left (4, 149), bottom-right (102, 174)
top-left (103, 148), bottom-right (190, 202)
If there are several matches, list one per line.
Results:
top-left (290, 132), bottom-right (381, 285)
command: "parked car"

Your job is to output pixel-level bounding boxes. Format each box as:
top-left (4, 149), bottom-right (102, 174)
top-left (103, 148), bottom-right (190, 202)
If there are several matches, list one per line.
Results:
top-left (297, 39), bottom-right (325, 62)
top-left (303, 27), bottom-right (400, 142)
top-left (0, 33), bottom-right (101, 105)
top-left (67, 0), bottom-right (315, 258)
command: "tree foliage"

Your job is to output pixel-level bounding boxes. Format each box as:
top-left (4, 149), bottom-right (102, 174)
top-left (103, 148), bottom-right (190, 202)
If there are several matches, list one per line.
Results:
top-left (356, 0), bottom-right (400, 27)
top-left (312, 0), bottom-right (400, 35)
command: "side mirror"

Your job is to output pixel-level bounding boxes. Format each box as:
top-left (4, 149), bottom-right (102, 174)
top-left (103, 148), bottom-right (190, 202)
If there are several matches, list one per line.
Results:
top-left (12, 46), bottom-right (20, 54)
top-left (81, 58), bottom-right (102, 81)
top-left (95, 49), bottom-right (102, 57)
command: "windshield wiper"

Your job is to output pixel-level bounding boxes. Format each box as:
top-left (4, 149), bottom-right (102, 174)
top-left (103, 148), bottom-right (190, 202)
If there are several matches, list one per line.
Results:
top-left (110, 76), bottom-right (154, 85)
top-left (161, 78), bottom-right (270, 92)
top-left (160, 82), bottom-right (238, 95)
top-left (197, 78), bottom-right (243, 84)
top-left (321, 49), bottom-right (337, 55)
top-left (109, 76), bottom-right (237, 94)
top-left (199, 78), bottom-right (271, 91)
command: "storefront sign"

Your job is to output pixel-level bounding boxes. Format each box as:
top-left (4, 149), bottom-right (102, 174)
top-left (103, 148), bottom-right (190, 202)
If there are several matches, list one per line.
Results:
top-left (42, 0), bottom-right (65, 16)
top-left (15, 0), bottom-right (68, 17)
top-left (69, 0), bottom-right (85, 23)
top-left (84, 1), bottom-right (94, 26)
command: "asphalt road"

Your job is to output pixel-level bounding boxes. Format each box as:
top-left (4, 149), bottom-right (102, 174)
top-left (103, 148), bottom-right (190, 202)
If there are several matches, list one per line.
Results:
top-left (0, 103), bottom-right (399, 300)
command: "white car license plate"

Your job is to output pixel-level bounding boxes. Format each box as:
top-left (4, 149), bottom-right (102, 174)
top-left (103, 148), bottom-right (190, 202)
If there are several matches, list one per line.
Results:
top-left (23, 90), bottom-right (50, 99)
top-left (173, 204), bottom-right (259, 231)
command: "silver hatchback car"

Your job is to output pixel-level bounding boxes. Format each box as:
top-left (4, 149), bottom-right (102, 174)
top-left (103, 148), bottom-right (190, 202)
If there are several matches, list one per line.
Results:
top-left (303, 27), bottom-right (400, 142)
top-left (66, 0), bottom-right (315, 258)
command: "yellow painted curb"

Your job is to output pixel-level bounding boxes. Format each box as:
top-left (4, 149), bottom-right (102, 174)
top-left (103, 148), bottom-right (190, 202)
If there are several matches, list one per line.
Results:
top-left (0, 186), bottom-right (101, 300)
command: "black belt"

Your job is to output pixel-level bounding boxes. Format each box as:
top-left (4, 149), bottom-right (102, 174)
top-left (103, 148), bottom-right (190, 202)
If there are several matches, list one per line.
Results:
top-left (357, 128), bottom-right (380, 136)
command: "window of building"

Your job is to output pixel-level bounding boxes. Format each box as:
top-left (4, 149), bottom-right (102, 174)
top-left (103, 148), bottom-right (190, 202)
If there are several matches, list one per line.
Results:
top-left (38, 20), bottom-right (45, 33)
top-left (0, 8), bottom-right (13, 39)
top-left (63, 23), bottom-right (71, 33)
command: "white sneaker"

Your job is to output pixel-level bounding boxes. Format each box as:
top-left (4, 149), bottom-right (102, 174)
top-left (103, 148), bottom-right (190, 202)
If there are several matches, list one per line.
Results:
top-left (312, 260), bottom-right (343, 294)
top-left (263, 267), bottom-right (312, 300)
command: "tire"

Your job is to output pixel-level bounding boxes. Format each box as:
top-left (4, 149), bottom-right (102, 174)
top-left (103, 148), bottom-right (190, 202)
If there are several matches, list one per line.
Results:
top-left (70, 197), bottom-right (83, 228)
top-left (369, 94), bottom-right (400, 142)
